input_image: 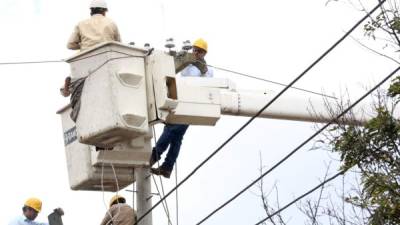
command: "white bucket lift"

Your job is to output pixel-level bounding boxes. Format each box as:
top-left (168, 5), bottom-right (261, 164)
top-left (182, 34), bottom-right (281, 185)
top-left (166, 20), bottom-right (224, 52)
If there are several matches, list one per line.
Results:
top-left (57, 105), bottom-right (136, 191)
top-left (58, 42), bottom-right (157, 191)
top-left (66, 42), bottom-right (149, 148)
top-left (58, 42), bottom-right (370, 192)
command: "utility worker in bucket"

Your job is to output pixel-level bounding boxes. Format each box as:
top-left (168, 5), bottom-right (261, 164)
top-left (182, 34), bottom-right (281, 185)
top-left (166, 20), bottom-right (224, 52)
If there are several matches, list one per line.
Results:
top-left (62, 0), bottom-right (122, 124)
top-left (67, 0), bottom-right (121, 51)
top-left (8, 197), bottom-right (64, 225)
top-left (180, 38), bottom-right (213, 77)
top-left (150, 38), bottom-right (213, 178)
top-left (100, 195), bottom-right (136, 225)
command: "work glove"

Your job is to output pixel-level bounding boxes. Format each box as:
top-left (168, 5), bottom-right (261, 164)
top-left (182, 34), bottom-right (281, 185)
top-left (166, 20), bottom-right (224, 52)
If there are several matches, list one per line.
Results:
top-left (53, 208), bottom-right (64, 216)
top-left (60, 77), bottom-right (71, 97)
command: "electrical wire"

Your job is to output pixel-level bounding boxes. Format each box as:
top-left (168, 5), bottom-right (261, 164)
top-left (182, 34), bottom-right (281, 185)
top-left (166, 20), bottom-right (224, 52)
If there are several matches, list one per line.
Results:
top-left (0, 49), bottom-right (147, 66)
top-left (157, 170), bottom-right (171, 219)
top-left (132, 171), bottom-right (135, 214)
top-left (0, 49), bottom-right (335, 105)
top-left (151, 126), bottom-right (173, 225)
top-left (254, 170), bottom-right (345, 225)
top-left (151, 175), bottom-right (173, 225)
top-left (101, 161), bottom-right (116, 225)
top-left (110, 162), bottom-right (122, 220)
top-left (101, 161), bottom-right (112, 218)
top-left (175, 162), bottom-right (179, 225)
top-left (208, 64), bottom-right (337, 99)
top-left (196, 65), bottom-right (400, 225)
top-left (100, 153), bottom-right (122, 225)
top-left (0, 59), bottom-right (64, 65)
top-left (134, 2), bottom-right (386, 224)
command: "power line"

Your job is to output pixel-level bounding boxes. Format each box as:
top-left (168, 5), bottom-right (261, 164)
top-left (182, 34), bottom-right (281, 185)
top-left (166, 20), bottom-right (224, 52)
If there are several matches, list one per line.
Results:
top-left (0, 53), bottom-right (330, 103)
top-left (208, 64), bottom-right (337, 99)
top-left (254, 170), bottom-right (344, 225)
top-left (134, 1), bottom-right (386, 224)
top-left (175, 162), bottom-right (179, 225)
top-left (151, 175), bottom-right (173, 225)
top-left (0, 49), bottom-right (148, 66)
top-left (196, 65), bottom-right (400, 225)
top-left (0, 59), bottom-right (64, 65)
top-left (151, 127), bottom-right (173, 225)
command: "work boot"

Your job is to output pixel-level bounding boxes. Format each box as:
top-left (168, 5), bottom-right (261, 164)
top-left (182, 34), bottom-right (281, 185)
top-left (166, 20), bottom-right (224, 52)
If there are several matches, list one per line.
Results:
top-left (150, 166), bottom-right (172, 179)
top-left (149, 148), bottom-right (159, 167)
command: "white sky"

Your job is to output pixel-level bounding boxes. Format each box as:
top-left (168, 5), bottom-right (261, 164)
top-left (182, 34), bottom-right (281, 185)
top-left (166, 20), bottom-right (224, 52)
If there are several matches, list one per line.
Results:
top-left (0, 0), bottom-right (398, 225)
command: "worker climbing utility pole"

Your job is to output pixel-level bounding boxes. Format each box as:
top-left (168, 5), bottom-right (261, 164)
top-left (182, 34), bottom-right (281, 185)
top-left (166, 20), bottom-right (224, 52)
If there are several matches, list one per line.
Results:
top-left (150, 38), bottom-right (213, 179)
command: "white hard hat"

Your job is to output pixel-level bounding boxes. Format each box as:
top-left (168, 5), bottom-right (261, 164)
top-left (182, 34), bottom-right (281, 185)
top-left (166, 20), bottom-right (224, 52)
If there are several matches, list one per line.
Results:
top-left (90, 0), bottom-right (107, 9)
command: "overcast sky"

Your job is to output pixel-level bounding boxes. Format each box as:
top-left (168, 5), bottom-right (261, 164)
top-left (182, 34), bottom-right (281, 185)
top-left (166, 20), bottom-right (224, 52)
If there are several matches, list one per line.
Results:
top-left (0, 0), bottom-right (398, 225)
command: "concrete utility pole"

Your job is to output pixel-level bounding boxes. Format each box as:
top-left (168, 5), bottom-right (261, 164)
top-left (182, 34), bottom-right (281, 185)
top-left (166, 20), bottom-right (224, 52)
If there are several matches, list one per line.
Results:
top-left (135, 168), bottom-right (153, 225)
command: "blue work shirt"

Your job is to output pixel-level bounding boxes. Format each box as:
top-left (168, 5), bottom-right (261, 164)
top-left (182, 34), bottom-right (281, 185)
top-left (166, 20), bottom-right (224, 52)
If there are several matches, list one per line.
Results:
top-left (8, 215), bottom-right (48, 225)
top-left (181, 64), bottom-right (214, 77)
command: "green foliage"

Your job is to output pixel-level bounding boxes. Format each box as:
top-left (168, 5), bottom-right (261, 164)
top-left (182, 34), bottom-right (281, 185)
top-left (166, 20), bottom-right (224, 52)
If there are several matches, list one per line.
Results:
top-left (390, 16), bottom-right (400, 33)
top-left (364, 12), bottom-right (385, 39)
top-left (330, 78), bottom-right (400, 225)
top-left (325, 1), bottom-right (400, 224)
top-left (363, 7), bottom-right (400, 44)
top-left (388, 76), bottom-right (400, 103)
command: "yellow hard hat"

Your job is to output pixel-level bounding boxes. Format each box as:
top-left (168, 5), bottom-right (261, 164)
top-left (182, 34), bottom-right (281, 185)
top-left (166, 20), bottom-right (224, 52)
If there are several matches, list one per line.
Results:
top-left (193, 38), bottom-right (208, 52)
top-left (24, 198), bottom-right (42, 212)
top-left (109, 195), bottom-right (125, 207)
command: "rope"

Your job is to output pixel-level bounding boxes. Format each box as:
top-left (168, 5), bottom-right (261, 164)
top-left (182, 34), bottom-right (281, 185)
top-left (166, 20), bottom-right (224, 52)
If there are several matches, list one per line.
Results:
top-left (100, 154), bottom-right (122, 225)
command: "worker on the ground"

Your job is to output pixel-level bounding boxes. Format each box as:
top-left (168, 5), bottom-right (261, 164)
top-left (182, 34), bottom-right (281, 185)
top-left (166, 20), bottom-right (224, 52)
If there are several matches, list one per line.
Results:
top-left (100, 195), bottom-right (136, 225)
top-left (8, 197), bottom-right (63, 225)
top-left (150, 38), bottom-right (213, 178)
top-left (67, 0), bottom-right (121, 51)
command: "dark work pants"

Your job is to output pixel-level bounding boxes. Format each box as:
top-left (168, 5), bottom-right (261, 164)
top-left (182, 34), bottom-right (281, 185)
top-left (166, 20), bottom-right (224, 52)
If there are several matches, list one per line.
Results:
top-left (153, 124), bottom-right (189, 171)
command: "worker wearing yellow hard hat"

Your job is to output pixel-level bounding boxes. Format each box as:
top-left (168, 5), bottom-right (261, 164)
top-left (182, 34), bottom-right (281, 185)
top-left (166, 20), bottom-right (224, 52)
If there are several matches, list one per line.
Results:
top-left (150, 38), bottom-right (214, 179)
top-left (109, 195), bottom-right (125, 207)
top-left (8, 197), bottom-right (64, 225)
top-left (8, 197), bottom-right (43, 225)
top-left (181, 38), bottom-right (213, 77)
top-left (193, 38), bottom-right (208, 52)
top-left (100, 195), bottom-right (137, 225)
top-left (20, 197), bottom-right (43, 224)
top-left (25, 197), bottom-right (43, 213)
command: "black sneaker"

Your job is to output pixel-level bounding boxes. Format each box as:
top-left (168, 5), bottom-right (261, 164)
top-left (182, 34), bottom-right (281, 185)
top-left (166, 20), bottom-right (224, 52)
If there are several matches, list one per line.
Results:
top-left (149, 156), bottom-right (157, 167)
top-left (150, 167), bottom-right (172, 178)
